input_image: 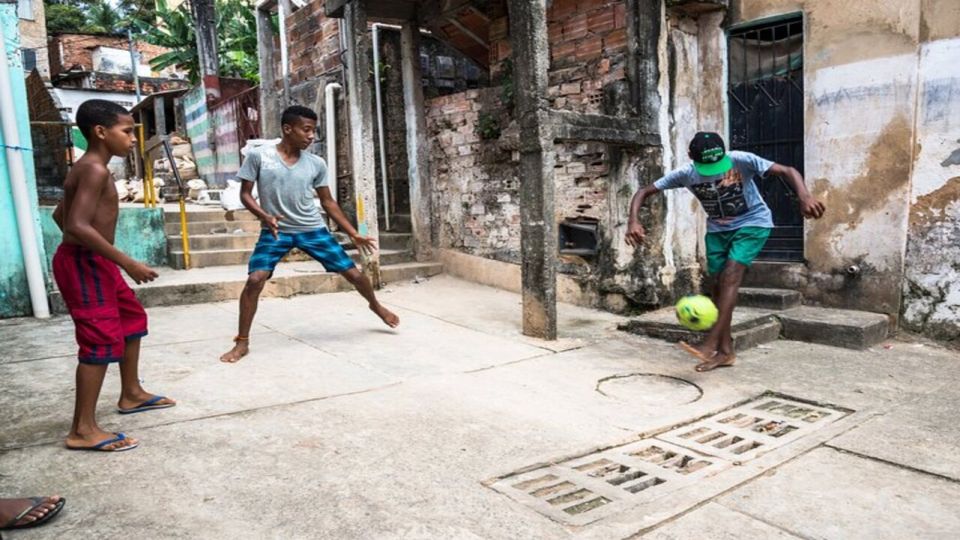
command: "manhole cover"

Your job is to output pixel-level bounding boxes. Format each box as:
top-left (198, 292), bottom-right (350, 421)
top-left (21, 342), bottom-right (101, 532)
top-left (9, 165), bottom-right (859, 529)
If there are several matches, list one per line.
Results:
top-left (597, 373), bottom-right (702, 407)
top-left (488, 393), bottom-right (851, 527)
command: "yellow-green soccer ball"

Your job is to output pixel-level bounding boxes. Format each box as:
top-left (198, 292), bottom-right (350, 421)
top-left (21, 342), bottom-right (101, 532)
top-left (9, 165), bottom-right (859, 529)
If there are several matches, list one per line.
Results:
top-left (675, 295), bottom-right (718, 331)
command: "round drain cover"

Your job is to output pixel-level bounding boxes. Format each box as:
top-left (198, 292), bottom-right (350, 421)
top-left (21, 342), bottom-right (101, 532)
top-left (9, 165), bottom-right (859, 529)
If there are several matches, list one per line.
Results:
top-left (597, 373), bottom-right (701, 406)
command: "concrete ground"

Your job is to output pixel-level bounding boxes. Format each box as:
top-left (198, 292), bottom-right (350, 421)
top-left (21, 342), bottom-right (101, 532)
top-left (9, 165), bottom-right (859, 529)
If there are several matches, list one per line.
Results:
top-left (1, 275), bottom-right (959, 539)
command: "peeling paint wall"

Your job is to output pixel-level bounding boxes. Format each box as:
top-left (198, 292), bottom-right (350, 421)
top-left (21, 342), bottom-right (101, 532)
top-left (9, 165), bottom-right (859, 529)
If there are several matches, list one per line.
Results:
top-left (726, 0), bottom-right (925, 325)
top-left (902, 23), bottom-right (960, 343)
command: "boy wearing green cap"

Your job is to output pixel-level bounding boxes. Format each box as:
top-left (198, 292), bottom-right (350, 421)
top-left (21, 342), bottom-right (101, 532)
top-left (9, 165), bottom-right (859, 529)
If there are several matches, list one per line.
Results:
top-left (626, 132), bottom-right (825, 372)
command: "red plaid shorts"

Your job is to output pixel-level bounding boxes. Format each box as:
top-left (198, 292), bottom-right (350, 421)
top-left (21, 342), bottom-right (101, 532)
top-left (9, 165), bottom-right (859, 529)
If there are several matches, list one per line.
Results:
top-left (52, 243), bottom-right (148, 364)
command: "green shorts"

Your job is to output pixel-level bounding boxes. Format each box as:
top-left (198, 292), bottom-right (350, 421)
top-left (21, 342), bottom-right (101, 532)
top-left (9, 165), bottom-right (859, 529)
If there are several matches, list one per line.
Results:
top-left (705, 227), bottom-right (771, 275)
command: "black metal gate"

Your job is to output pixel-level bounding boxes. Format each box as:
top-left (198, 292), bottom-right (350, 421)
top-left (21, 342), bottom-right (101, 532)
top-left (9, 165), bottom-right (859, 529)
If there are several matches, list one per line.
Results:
top-left (728, 16), bottom-right (804, 262)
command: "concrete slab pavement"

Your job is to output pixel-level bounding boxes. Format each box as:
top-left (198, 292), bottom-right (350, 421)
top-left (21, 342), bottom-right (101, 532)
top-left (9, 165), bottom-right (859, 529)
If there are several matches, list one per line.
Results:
top-left (2, 276), bottom-right (959, 539)
top-left (718, 447), bottom-right (960, 539)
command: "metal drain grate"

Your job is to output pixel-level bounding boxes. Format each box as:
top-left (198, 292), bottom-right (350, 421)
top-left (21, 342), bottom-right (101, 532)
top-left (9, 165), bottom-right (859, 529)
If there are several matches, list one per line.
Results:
top-left (488, 394), bottom-right (850, 526)
top-left (657, 396), bottom-right (843, 461)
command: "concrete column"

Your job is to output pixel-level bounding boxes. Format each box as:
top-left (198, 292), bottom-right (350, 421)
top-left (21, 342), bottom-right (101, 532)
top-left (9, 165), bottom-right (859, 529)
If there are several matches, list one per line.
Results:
top-left (400, 23), bottom-right (433, 261)
top-left (256, 3), bottom-right (281, 137)
top-left (343, 0), bottom-right (382, 286)
top-left (190, 0), bottom-right (221, 106)
top-left (508, 0), bottom-right (557, 340)
top-left (154, 95), bottom-right (167, 135)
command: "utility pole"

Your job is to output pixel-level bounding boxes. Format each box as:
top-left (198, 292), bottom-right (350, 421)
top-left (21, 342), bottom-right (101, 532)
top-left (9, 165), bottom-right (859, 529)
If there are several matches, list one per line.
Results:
top-left (127, 28), bottom-right (141, 103)
top-left (190, 0), bottom-right (221, 106)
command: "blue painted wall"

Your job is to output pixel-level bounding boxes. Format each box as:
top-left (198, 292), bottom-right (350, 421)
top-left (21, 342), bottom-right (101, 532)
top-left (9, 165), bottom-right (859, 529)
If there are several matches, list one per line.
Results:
top-left (0, 7), bottom-right (48, 317)
top-left (39, 207), bottom-right (169, 269)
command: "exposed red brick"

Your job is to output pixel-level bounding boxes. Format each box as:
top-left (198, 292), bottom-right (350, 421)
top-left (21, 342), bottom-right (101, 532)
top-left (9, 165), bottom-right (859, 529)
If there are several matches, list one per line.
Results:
top-left (614, 3), bottom-right (627, 29)
top-left (563, 14), bottom-right (589, 41)
top-left (588, 10), bottom-right (616, 34)
top-left (577, 36), bottom-right (603, 62)
top-left (603, 28), bottom-right (628, 53)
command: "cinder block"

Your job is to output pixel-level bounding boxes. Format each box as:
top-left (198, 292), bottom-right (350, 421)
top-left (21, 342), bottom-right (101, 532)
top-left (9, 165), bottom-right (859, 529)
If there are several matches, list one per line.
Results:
top-left (777, 307), bottom-right (889, 350)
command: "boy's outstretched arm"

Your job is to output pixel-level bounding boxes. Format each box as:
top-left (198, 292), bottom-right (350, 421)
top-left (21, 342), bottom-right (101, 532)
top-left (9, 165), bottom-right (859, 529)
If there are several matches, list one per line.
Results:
top-left (317, 187), bottom-right (377, 254)
top-left (240, 180), bottom-right (282, 238)
top-left (626, 185), bottom-right (661, 247)
top-left (64, 163), bottom-right (157, 283)
top-left (768, 163), bottom-right (826, 219)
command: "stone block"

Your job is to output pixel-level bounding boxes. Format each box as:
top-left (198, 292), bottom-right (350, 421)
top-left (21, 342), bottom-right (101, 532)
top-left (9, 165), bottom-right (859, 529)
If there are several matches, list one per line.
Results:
top-left (777, 307), bottom-right (889, 350)
top-left (738, 287), bottom-right (803, 310)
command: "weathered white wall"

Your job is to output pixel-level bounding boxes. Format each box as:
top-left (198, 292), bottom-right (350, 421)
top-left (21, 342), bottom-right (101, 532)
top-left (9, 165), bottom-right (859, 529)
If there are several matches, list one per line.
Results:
top-left (902, 34), bottom-right (960, 342)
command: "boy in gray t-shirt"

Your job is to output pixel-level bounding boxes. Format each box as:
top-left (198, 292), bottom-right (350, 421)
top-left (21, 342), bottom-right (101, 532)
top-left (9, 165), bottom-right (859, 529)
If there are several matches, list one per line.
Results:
top-left (626, 132), bottom-right (825, 372)
top-left (220, 106), bottom-right (399, 363)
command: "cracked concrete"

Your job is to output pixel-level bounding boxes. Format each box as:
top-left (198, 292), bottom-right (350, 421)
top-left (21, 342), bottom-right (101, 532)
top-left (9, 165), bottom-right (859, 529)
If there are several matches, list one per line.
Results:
top-left (1, 275), bottom-right (959, 538)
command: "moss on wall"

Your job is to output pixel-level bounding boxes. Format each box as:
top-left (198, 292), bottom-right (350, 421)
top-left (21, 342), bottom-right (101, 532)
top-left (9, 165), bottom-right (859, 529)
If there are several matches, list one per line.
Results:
top-left (39, 207), bottom-right (169, 271)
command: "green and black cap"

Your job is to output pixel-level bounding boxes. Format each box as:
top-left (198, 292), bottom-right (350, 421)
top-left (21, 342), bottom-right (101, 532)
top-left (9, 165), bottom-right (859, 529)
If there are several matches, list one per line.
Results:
top-left (689, 132), bottom-right (733, 176)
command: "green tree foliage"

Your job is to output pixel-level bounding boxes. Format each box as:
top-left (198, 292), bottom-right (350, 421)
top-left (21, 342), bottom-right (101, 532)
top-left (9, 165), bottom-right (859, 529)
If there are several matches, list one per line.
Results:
top-left (80, 1), bottom-right (123, 34)
top-left (136, 0), bottom-right (263, 83)
top-left (45, 3), bottom-right (88, 33)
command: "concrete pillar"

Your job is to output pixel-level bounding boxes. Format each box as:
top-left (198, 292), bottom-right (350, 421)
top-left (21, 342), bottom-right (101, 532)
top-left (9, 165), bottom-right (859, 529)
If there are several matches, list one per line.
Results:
top-left (190, 0), bottom-right (221, 106)
top-left (256, 3), bottom-right (281, 137)
top-left (508, 0), bottom-right (557, 340)
top-left (400, 23), bottom-right (433, 261)
top-left (154, 95), bottom-right (167, 135)
top-left (343, 0), bottom-right (382, 287)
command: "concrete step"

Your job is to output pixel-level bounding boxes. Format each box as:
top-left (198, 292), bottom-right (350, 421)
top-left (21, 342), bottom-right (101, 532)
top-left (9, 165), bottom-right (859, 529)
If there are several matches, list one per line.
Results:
top-left (166, 220), bottom-right (262, 236)
top-left (49, 261), bottom-right (444, 313)
top-left (619, 306), bottom-right (781, 353)
top-left (777, 306), bottom-right (889, 350)
top-left (742, 261), bottom-right (808, 290)
top-left (380, 213), bottom-right (412, 232)
top-left (168, 231), bottom-right (410, 253)
top-left (738, 287), bottom-right (803, 310)
top-left (167, 233), bottom-right (260, 252)
top-left (163, 209), bottom-right (258, 224)
top-left (168, 248), bottom-right (413, 270)
top-left (379, 232), bottom-right (413, 251)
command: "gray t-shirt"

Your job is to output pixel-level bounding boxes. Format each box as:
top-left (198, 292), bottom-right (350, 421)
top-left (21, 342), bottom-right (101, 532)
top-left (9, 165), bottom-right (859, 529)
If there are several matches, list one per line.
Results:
top-left (653, 150), bottom-right (775, 233)
top-left (237, 145), bottom-right (328, 233)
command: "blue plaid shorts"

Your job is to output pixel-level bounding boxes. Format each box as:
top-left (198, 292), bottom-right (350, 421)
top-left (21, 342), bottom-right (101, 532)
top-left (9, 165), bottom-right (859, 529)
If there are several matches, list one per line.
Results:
top-left (248, 228), bottom-right (356, 275)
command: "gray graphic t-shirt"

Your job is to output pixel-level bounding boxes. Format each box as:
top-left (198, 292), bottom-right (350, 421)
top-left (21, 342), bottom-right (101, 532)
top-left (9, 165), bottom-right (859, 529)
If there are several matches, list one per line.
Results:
top-left (653, 150), bottom-right (775, 233)
top-left (237, 145), bottom-right (328, 233)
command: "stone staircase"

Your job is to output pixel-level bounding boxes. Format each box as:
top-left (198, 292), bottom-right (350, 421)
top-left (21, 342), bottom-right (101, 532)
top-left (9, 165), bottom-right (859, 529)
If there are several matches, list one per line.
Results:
top-left (164, 210), bottom-right (415, 269)
top-left (620, 286), bottom-right (891, 351)
top-left (48, 209), bottom-right (442, 315)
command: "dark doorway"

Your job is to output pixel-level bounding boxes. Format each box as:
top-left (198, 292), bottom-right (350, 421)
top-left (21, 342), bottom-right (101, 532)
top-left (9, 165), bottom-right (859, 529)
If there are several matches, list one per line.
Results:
top-left (728, 16), bottom-right (804, 262)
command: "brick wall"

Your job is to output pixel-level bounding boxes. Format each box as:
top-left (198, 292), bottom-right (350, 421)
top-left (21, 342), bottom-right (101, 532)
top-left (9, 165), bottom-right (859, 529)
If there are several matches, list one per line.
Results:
top-left (54, 72), bottom-right (189, 94)
top-left (19, 0), bottom-right (50, 78)
top-left (488, 0), bottom-right (628, 114)
top-left (430, 1), bottom-right (624, 266)
top-left (427, 89), bottom-right (612, 266)
top-left (286, 0), bottom-right (342, 88)
top-left (50, 34), bottom-right (176, 79)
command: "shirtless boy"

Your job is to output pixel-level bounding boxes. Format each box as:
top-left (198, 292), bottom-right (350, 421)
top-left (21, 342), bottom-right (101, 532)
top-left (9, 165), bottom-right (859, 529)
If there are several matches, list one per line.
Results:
top-left (53, 99), bottom-right (176, 452)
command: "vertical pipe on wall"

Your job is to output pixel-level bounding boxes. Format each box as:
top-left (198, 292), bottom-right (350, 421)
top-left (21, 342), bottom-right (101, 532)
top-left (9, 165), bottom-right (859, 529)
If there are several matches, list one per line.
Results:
top-left (0, 21), bottom-right (50, 318)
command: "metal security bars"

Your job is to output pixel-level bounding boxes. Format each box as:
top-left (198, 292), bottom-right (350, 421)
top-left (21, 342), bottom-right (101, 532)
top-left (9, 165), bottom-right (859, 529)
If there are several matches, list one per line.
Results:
top-left (728, 16), bottom-right (805, 262)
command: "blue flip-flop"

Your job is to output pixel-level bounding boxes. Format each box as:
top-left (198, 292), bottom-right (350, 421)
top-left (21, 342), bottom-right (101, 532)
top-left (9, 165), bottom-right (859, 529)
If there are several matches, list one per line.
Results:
top-left (66, 432), bottom-right (139, 452)
top-left (118, 395), bottom-right (175, 415)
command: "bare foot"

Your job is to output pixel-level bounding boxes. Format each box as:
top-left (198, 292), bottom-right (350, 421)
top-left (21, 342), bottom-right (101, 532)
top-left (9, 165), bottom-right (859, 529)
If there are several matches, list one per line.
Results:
top-left (220, 340), bottom-right (250, 363)
top-left (370, 303), bottom-right (400, 328)
top-left (678, 341), bottom-right (716, 362)
top-left (695, 351), bottom-right (737, 372)
top-left (0, 496), bottom-right (63, 529)
top-left (66, 429), bottom-right (139, 451)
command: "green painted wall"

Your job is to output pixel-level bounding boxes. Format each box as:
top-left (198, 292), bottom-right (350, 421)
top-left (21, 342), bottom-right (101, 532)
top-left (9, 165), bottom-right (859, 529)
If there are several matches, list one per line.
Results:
top-left (0, 6), bottom-right (48, 317)
top-left (39, 207), bottom-right (169, 270)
